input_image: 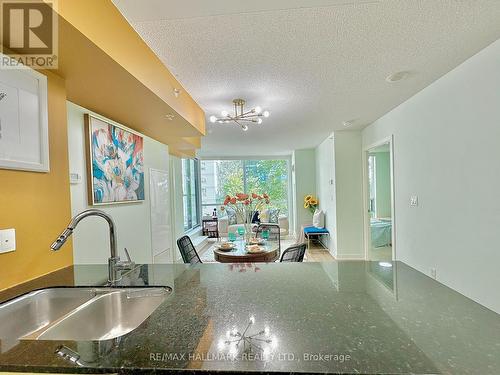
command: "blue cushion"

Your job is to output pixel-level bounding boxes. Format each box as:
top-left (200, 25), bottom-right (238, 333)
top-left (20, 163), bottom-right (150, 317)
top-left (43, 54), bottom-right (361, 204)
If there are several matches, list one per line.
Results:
top-left (304, 226), bottom-right (329, 234)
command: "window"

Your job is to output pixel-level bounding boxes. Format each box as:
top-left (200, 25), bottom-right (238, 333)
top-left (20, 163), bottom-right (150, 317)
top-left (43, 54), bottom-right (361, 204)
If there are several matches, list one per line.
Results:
top-left (182, 158), bottom-right (201, 231)
top-left (200, 159), bottom-right (289, 216)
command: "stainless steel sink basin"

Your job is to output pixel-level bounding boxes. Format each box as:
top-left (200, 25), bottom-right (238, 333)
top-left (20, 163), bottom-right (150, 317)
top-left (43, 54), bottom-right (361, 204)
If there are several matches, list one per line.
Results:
top-left (0, 287), bottom-right (170, 342)
top-left (38, 288), bottom-right (168, 340)
top-left (0, 288), bottom-right (98, 340)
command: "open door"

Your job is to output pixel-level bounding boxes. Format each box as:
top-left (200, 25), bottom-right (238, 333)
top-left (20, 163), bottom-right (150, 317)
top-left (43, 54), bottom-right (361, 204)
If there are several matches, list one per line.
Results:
top-left (363, 137), bottom-right (395, 262)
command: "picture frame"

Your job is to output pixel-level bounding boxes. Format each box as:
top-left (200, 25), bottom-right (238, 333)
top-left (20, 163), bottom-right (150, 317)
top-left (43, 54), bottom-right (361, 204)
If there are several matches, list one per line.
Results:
top-left (0, 55), bottom-right (49, 172)
top-left (84, 114), bottom-right (145, 205)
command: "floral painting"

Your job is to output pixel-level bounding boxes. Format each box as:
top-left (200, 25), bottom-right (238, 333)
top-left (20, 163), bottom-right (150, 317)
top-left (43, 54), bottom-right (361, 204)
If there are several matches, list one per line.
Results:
top-left (86, 115), bottom-right (144, 204)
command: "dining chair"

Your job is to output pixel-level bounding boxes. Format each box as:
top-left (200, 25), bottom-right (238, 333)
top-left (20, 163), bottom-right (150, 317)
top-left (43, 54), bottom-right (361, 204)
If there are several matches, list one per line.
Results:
top-left (256, 223), bottom-right (281, 251)
top-left (280, 243), bottom-right (307, 262)
top-left (177, 235), bottom-right (202, 264)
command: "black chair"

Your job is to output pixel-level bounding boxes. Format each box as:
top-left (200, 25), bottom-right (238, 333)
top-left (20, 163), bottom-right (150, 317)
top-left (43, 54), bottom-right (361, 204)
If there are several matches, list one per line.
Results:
top-left (256, 223), bottom-right (281, 259)
top-left (177, 235), bottom-right (202, 264)
top-left (280, 243), bottom-right (306, 262)
top-left (256, 223), bottom-right (280, 241)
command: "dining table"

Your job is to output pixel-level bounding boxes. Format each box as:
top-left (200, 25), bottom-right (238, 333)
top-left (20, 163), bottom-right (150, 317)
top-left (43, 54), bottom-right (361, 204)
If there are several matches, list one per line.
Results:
top-left (212, 238), bottom-right (280, 263)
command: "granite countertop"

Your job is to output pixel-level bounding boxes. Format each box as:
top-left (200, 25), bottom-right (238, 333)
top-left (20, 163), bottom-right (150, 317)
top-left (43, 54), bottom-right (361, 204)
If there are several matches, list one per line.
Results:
top-left (0, 261), bottom-right (499, 374)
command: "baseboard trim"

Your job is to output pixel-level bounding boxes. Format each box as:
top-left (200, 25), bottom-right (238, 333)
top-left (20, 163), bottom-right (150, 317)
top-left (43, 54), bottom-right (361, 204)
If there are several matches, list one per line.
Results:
top-left (335, 254), bottom-right (365, 260)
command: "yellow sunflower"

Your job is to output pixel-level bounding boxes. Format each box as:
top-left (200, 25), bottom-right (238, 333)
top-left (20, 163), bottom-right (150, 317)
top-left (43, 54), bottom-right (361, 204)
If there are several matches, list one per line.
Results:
top-left (304, 195), bottom-right (313, 203)
top-left (304, 202), bottom-right (310, 209)
top-left (310, 198), bottom-right (318, 205)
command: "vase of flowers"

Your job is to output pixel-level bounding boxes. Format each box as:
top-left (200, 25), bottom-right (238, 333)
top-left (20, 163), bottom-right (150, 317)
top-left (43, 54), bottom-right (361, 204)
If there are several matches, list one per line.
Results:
top-left (304, 194), bottom-right (319, 215)
top-left (221, 192), bottom-right (270, 243)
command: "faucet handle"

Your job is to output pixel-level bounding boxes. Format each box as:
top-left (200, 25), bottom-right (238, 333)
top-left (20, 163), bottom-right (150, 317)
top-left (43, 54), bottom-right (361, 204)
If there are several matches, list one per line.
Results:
top-left (124, 247), bottom-right (132, 262)
top-left (117, 247), bottom-right (135, 271)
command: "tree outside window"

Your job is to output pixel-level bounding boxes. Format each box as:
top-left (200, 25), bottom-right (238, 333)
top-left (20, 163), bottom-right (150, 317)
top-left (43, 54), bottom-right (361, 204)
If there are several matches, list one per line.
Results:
top-left (200, 159), bottom-right (289, 216)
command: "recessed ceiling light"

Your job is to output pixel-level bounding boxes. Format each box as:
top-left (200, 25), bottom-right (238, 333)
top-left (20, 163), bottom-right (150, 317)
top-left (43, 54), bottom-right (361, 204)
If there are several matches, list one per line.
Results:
top-left (386, 71), bottom-right (410, 83)
top-left (343, 120), bottom-right (353, 127)
top-left (378, 261), bottom-right (393, 268)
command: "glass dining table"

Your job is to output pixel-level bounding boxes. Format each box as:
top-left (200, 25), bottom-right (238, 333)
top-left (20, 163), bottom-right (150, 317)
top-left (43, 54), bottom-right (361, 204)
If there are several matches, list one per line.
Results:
top-left (212, 239), bottom-right (280, 263)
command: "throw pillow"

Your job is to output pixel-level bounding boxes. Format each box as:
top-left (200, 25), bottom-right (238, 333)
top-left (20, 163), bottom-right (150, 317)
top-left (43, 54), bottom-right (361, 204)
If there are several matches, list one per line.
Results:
top-left (268, 208), bottom-right (280, 224)
top-left (313, 209), bottom-right (325, 228)
top-left (259, 209), bottom-right (269, 223)
top-left (226, 208), bottom-right (237, 225)
top-left (251, 211), bottom-right (261, 224)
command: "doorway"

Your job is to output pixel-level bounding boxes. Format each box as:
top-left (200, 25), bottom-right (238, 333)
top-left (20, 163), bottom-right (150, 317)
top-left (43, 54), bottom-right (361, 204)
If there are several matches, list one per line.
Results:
top-left (363, 137), bottom-right (395, 261)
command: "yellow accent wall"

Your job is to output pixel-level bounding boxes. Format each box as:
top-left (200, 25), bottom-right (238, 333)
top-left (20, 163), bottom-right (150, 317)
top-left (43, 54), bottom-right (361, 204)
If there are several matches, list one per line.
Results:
top-left (0, 71), bottom-right (74, 291)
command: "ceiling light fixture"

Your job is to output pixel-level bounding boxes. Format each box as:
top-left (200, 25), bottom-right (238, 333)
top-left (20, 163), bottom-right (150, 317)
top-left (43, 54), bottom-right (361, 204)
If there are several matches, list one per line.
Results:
top-left (209, 99), bottom-right (270, 131)
top-left (343, 120), bottom-right (353, 127)
top-left (386, 71), bottom-right (410, 83)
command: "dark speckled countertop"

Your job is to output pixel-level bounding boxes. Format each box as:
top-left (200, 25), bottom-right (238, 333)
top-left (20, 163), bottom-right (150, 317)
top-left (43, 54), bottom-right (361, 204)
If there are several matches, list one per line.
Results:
top-left (0, 261), bottom-right (499, 374)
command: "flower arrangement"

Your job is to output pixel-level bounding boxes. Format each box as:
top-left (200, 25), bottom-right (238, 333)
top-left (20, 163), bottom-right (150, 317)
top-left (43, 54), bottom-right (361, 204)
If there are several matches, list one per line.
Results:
top-left (221, 193), bottom-right (271, 241)
top-left (221, 193), bottom-right (270, 221)
top-left (304, 194), bottom-right (319, 214)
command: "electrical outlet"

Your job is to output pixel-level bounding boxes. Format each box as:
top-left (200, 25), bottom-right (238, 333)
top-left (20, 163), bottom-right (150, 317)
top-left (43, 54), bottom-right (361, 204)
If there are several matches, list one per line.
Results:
top-left (430, 268), bottom-right (437, 280)
top-left (0, 228), bottom-right (16, 253)
top-left (410, 195), bottom-right (419, 207)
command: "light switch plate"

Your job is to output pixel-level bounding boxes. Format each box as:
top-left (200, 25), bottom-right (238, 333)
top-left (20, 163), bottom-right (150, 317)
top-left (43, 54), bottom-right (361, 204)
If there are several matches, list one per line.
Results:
top-left (410, 195), bottom-right (419, 207)
top-left (0, 228), bottom-right (16, 253)
top-left (69, 172), bottom-right (82, 184)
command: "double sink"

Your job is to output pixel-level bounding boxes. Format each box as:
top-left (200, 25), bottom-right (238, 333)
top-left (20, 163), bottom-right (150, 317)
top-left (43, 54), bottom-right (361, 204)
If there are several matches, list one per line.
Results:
top-left (0, 287), bottom-right (170, 342)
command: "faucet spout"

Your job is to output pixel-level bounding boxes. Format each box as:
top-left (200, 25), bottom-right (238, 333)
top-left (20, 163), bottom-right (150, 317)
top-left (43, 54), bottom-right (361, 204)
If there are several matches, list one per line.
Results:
top-left (51, 209), bottom-right (125, 285)
top-left (51, 209), bottom-right (117, 258)
top-left (50, 227), bottom-right (74, 250)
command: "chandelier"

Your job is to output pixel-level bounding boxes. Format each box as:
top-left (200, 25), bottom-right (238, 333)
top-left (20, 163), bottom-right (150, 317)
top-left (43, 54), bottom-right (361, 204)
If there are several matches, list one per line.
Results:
top-left (209, 99), bottom-right (270, 131)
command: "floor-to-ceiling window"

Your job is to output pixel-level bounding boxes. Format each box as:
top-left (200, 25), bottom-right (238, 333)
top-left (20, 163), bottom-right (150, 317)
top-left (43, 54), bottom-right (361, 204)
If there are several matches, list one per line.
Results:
top-left (181, 158), bottom-right (201, 231)
top-left (200, 159), bottom-right (289, 217)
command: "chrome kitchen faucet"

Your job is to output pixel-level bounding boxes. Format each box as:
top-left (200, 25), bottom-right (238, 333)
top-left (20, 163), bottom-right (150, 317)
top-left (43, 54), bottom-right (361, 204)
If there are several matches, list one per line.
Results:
top-left (51, 209), bottom-right (134, 285)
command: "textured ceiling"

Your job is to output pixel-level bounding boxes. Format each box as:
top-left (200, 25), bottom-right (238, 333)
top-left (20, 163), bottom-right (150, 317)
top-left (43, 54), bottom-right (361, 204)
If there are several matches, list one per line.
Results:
top-left (113, 0), bottom-right (500, 156)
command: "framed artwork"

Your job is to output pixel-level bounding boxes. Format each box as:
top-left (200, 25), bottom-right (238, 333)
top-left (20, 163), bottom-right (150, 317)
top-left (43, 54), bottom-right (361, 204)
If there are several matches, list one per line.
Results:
top-left (0, 55), bottom-right (49, 172)
top-left (84, 114), bottom-right (145, 205)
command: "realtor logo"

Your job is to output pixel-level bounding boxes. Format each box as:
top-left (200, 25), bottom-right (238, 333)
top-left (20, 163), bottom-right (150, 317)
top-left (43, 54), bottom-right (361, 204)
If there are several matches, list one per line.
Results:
top-left (0, 0), bottom-right (58, 69)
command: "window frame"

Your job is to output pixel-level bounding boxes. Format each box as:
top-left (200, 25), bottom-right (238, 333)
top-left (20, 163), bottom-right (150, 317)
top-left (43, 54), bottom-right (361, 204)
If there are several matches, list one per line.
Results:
top-left (182, 158), bottom-right (202, 232)
top-left (199, 157), bottom-right (291, 216)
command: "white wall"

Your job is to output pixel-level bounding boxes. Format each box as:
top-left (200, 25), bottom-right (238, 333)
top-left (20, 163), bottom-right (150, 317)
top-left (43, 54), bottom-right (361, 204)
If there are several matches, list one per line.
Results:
top-left (292, 149), bottom-right (317, 236)
top-left (333, 131), bottom-right (364, 259)
top-left (67, 102), bottom-right (171, 264)
top-left (315, 136), bottom-right (336, 254)
top-left (373, 151), bottom-right (392, 218)
top-left (362, 39), bottom-right (500, 313)
top-left (315, 132), bottom-right (364, 259)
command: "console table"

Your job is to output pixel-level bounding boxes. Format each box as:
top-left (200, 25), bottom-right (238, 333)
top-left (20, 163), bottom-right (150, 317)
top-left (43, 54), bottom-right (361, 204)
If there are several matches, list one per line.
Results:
top-left (202, 218), bottom-right (219, 239)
